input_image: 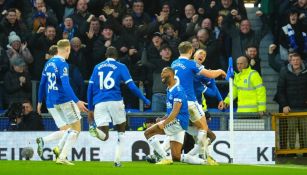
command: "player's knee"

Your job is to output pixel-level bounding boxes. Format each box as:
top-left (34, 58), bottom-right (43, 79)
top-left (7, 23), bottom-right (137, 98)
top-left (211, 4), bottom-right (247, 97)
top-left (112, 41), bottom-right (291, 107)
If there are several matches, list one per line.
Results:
top-left (208, 132), bottom-right (216, 142)
top-left (144, 129), bottom-right (152, 139)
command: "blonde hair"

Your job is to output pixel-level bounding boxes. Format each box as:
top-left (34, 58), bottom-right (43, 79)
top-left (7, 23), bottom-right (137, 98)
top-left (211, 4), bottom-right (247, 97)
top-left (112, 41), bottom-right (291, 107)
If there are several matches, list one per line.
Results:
top-left (194, 49), bottom-right (206, 57)
top-left (178, 41), bottom-right (193, 54)
top-left (57, 39), bottom-right (70, 50)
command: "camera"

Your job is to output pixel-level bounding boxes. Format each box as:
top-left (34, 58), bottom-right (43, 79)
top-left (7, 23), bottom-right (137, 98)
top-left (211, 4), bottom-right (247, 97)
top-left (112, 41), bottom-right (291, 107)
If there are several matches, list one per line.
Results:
top-left (5, 102), bottom-right (24, 119)
top-left (4, 102), bottom-right (24, 130)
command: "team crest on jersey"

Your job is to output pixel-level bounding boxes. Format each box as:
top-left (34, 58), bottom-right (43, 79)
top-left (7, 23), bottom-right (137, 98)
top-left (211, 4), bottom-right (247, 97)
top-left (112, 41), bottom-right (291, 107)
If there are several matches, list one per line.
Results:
top-left (63, 67), bottom-right (68, 76)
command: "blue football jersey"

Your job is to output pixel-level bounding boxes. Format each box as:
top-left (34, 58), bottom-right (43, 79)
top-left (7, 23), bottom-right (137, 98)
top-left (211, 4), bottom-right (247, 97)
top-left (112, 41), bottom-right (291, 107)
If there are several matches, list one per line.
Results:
top-left (166, 84), bottom-right (189, 130)
top-left (38, 56), bottom-right (79, 108)
top-left (171, 58), bottom-right (204, 101)
top-left (87, 58), bottom-right (133, 110)
top-left (194, 75), bottom-right (223, 105)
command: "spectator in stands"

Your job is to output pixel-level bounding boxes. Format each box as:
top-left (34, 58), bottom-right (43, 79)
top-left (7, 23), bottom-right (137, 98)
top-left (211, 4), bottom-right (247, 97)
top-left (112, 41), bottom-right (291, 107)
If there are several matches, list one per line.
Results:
top-left (186, 17), bottom-right (214, 39)
top-left (6, 31), bottom-right (33, 67)
top-left (196, 28), bottom-right (221, 70)
top-left (131, 0), bottom-right (151, 27)
top-left (146, 32), bottom-right (164, 74)
top-left (214, 14), bottom-right (232, 70)
top-left (0, 8), bottom-right (28, 45)
top-left (143, 44), bottom-right (173, 112)
top-left (4, 57), bottom-right (31, 106)
top-left (180, 4), bottom-right (199, 40)
top-left (279, 9), bottom-right (307, 61)
top-left (161, 23), bottom-right (180, 58)
top-left (61, 0), bottom-right (77, 20)
top-left (223, 56), bottom-right (266, 114)
top-left (245, 45), bottom-right (261, 74)
top-left (268, 44), bottom-right (298, 73)
top-left (28, 25), bottom-right (58, 80)
top-left (84, 17), bottom-right (101, 44)
top-left (70, 0), bottom-right (93, 34)
top-left (16, 100), bottom-right (44, 131)
top-left (222, 9), bottom-right (268, 71)
top-left (103, 0), bottom-right (127, 21)
top-left (190, 36), bottom-right (200, 50)
top-left (26, 0), bottom-right (58, 33)
top-left (92, 25), bottom-right (117, 65)
top-left (294, 0), bottom-right (307, 29)
top-left (68, 37), bottom-right (89, 79)
top-left (57, 17), bottom-right (81, 41)
top-left (159, 2), bottom-right (180, 31)
top-left (276, 53), bottom-right (307, 149)
top-left (0, 45), bottom-right (9, 109)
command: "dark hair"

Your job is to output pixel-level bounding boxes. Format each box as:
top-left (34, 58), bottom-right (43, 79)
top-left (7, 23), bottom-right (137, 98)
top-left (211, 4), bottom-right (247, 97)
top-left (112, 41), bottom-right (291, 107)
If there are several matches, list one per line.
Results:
top-left (245, 44), bottom-right (258, 51)
top-left (291, 53), bottom-right (301, 59)
top-left (22, 100), bottom-right (32, 105)
top-left (159, 44), bottom-right (172, 52)
top-left (133, 0), bottom-right (144, 4)
top-left (105, 46), bottom-right (118, 59)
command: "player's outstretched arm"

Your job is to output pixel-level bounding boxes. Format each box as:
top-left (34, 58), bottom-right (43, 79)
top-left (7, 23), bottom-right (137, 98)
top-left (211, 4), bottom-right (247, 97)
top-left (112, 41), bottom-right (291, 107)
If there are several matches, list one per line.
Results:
top-left (76, 101), bottom-right (88, 113)
top-left (61, 74), bottom-right (89, 112)
top-left (127, 81), bottom-right (151, 105)
top-left (37, 75), bottom-right (47, 114)
top-left (87, 81), bottom-right (94, 111)
top-left (200, 69), bottom-right (226, 79)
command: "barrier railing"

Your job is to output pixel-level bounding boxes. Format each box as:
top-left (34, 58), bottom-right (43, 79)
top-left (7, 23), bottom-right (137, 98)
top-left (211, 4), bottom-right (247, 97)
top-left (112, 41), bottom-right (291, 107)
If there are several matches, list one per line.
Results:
top-left (33, 112), bottom-right (271, 131)
top-left (1, 79), bottom-right (229, 111)
top-left (272, 112), bottom-right (307, 155)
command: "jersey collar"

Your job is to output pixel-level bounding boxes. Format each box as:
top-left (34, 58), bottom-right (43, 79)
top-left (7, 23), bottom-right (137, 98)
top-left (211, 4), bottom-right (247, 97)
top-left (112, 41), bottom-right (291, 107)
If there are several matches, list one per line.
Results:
top-left (168, 79), bottom-right (179, 92)
top-left (54, 55), bottom-right (66, 61)
top-left (179, 56), bottom-right (190, 60)
top-left (106, 58), bottom-right (116, 61)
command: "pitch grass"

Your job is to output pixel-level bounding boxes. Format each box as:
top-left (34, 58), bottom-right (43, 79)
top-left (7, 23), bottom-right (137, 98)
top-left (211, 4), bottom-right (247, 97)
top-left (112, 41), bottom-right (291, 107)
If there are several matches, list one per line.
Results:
top-left (1, 161), bottom-right (307, 175)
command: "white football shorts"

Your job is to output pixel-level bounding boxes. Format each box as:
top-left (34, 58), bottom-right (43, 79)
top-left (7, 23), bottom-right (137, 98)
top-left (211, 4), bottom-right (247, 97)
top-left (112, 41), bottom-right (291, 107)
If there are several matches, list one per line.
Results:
top-left (94, 100), bottom-right (126, 126)
top-left (188, 101), bottom-right (205, 122)
top-left (162, 119), bottom-right (185, 144)
top-left (48, 100), bottom-right (81, 128)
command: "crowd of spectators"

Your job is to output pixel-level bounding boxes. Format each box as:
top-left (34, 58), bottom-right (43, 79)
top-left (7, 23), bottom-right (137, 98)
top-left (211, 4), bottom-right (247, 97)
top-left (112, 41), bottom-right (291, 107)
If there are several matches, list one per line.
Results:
top-left (0, 0), bottom-right (306, 113)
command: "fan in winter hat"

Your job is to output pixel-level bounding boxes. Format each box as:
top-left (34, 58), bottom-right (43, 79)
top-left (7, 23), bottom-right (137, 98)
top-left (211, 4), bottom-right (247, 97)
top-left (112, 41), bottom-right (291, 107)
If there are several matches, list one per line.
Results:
top-left (8, 31), bottom-right (21, 45)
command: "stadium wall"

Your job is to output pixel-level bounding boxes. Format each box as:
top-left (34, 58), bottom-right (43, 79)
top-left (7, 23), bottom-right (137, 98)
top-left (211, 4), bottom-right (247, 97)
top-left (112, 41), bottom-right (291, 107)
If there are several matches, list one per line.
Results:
top-left (0, 131), bottom-right (275, 164)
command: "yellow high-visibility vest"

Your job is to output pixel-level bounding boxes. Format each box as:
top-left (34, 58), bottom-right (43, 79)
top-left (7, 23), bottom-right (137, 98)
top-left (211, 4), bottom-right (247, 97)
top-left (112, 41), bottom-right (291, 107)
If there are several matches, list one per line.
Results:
top-left (224, 66), bottom-right (266, 112)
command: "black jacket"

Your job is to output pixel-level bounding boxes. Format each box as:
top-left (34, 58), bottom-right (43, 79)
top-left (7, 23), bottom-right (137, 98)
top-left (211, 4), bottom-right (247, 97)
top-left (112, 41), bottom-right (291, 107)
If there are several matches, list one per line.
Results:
top-left (28, 33), bottom-right (58, 80)
top-left (4, 69), bottom-right (32, 105)
top-left (276, 64), bottom-right (307, 109)
top-left (17, 111), bottom-right (44, 131)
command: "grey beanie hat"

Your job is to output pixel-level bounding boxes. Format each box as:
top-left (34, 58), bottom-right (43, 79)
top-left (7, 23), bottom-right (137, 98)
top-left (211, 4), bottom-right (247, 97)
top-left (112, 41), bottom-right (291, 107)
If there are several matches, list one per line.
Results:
top-left (8, 31), bottom-right (21, 45)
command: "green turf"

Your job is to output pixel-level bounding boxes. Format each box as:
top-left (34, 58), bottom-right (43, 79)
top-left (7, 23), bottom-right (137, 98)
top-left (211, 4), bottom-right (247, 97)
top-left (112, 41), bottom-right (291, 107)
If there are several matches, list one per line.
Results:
top-left (0, 161), bottom-right (307, 175)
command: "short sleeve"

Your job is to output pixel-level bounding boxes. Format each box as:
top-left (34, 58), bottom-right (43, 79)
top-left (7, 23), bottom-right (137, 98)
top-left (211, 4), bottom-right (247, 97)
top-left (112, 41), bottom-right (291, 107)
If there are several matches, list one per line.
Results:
top-left (192, 62), bottom-right (204, 75)
top-left (173, 88), bottom-right (185, 103)
top-left (60, 62), bottom-right (69, 78)
top-left (121, 64), bottom-right (133, 84)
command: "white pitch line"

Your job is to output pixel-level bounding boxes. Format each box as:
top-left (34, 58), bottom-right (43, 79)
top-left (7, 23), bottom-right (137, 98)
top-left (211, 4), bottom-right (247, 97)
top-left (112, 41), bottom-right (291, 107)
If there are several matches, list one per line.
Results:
top-left (247, 164), bottom-right (307, 170)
